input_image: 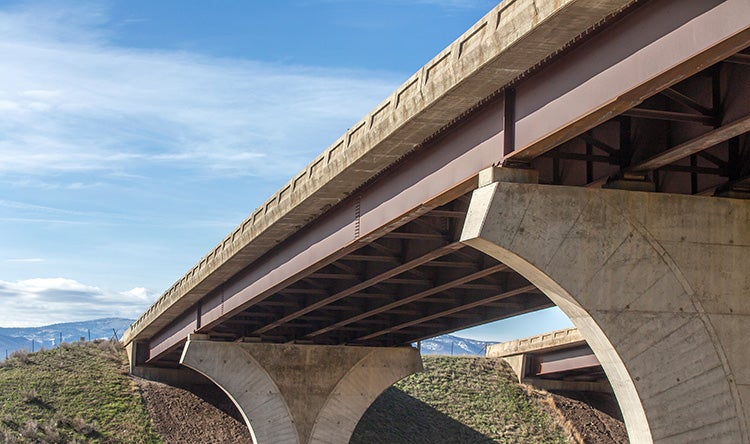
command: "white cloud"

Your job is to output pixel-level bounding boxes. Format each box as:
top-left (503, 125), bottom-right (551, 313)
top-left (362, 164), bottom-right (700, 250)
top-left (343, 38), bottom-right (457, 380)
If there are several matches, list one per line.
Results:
top-left (0, 1), bottom-right (405, 327)
top-left (0, 2), bottom-right (400, 179)
top-left (0, 278), bottom-right (157, 327)
top-left (5, 258), bottom-right (45, 263)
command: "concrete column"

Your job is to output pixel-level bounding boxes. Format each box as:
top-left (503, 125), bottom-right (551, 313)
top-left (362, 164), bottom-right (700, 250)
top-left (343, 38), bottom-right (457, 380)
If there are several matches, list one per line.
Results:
top-left (461, 182), bottom-right (750, 444)
top-left (180, 337), bottom-right (422, 444)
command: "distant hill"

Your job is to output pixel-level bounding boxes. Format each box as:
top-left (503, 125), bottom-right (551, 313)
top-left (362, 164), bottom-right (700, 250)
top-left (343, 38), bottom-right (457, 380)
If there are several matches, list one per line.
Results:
top-left (0, 334), bottom-right (29, 356)
top-left (0, 318), bottom-right (133, 356)
top-left (418, 334), bottom-right (497, 356)
top-left (0, 318), bottom-right (492, 358)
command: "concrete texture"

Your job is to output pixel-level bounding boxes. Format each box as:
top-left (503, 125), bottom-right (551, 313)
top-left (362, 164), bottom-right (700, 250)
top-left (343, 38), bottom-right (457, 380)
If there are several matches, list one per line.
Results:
top-left (523, 377), bottom-right (612, 394)
top-left (461, 181), bottom-right (750, 444)
top-left (487, 328), bottom-right (610, 392)
top-left (180, 337), bottom-right (422, 444)
top-left (123, 0), bottom-right (638, 346)
top-left (487, 327), bottom-right (585, 358)
top-left (487, 327), bottom-right (588, 385)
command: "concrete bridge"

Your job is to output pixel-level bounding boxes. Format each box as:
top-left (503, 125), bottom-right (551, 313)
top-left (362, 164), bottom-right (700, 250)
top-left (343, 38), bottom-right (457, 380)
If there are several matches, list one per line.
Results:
top-left (488, 327), bottom-right (610, 393)
top-left (123, 0), bottom-right (750, 442)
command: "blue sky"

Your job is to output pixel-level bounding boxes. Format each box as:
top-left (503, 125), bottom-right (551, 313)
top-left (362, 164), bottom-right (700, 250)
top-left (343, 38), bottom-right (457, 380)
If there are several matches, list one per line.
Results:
top-left (0, 0), bottom-right (571, 340)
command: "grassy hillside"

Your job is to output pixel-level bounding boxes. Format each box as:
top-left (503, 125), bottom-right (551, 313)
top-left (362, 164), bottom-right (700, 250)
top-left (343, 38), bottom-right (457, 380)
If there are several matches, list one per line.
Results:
top-left (0, 344), bottom-right (571, 443)
top-left (354, 355), bottom-right (568, 443)
top-left (0, 341), bottom-right (159, 443)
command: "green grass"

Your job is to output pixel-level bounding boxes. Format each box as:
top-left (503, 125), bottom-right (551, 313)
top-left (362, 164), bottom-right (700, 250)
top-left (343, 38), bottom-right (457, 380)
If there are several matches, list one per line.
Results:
top-left (0, 341), bottom-right (160, 443)
top-left (353, 355), bottom-right (568, 443)
top-left (0, 346), bottom-right (568, 443)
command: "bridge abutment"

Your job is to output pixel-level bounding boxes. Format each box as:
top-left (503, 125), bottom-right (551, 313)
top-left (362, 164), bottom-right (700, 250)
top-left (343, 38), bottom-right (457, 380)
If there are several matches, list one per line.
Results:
top-left (462, 181), bottom-right (750, 444)
top-left (179, 337), bottom-right (422, 444)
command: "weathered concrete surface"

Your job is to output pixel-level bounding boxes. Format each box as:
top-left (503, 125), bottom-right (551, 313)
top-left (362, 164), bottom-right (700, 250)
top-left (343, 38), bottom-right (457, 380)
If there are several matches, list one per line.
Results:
top-left (523, 377), bottom-right (612, 394)
top-left (487, 327), bottom-right (588, 385)
top-left (123, 0), bottom-right (639, 346)
top-left (487, 328), bottom-right (610, 392)
top-left (487, 327), bottom-right (585, 358)
top-left (180, 338), bottom-right (422, 444)
top-left (461, 181), bottom-right (750, 444)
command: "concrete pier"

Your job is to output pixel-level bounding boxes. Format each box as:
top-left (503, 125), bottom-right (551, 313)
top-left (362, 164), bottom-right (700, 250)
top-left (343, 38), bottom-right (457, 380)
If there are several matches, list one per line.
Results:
top-left (180, 336), bottom-right (422, 444)
top-left (462, 181), bottom-right (750, 444)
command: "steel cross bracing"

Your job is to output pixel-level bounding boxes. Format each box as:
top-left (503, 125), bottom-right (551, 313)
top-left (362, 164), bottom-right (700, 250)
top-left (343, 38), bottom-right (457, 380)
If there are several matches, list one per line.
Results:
top-left (150, 197), bottom-right (550, 364)
top-left (532, 53), bottom-right (750, 196)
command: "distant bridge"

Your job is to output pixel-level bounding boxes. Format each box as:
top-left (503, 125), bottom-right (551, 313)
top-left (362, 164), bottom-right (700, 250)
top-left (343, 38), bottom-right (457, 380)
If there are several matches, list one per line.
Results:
top-left (488, 327), bottom-right (609, 393)
top-left (123, 0), bottom-right (750, 442)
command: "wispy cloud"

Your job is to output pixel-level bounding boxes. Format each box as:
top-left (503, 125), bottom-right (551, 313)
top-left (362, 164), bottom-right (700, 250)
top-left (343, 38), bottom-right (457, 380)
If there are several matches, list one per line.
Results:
top-left (0, 1), bottom-right (400, 179)
top-left (5, 258), bottom-right (45, 263)
top-left (0, 278), bottom-right (156, 327)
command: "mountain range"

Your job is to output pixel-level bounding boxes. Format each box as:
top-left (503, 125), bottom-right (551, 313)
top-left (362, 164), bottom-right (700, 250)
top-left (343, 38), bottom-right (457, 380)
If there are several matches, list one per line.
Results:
top-left (0, 318), bottom-right (497, 359)
top-left (417, 334), bottom-right (497, 356)
top-left (0, 318), bottom-right (132, 357)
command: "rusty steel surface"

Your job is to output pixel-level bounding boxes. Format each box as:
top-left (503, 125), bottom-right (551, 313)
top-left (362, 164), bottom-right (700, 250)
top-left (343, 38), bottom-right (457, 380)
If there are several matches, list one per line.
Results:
top-left (146, 100), bottom-right (505, 359)
top-left (630, 116), bottom-right (750, 172)
top-left (531, 346), bottom-right (602, 376)
top-left (136, 0), bottom-right (750, 363)
top-left (505, 0), bottom-right (750, 163)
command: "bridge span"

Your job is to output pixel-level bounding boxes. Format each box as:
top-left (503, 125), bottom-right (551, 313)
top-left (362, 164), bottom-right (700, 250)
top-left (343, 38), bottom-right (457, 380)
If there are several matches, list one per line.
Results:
top-left (124, 0), bottom-right (750, 442)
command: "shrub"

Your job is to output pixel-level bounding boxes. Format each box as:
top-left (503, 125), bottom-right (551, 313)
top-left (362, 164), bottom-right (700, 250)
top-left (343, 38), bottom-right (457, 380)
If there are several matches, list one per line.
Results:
top-left (9, 350), bottom-right (30, 365)
top-left (0, 413), bottom-right (15, 426)
top-left (21, 389), bottom-right (40, 404)
top-left (40, 420), bottom-right (62, 443)
top-left (97, 340), bottom-right (115, 352)
top-left (20, 420), bottom-right (39, 439)
top-left (1, 429), bottom-right (21, 443)
top-left (60, 416), bottom-right (98, 437)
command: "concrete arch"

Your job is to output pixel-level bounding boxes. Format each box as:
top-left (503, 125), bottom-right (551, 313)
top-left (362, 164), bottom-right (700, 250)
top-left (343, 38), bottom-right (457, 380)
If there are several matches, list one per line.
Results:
top-left (180, 337), bottom-right (422, 444)
top-left (461, 181), bottom-right (750, 443)
top-left (309, 346), bottom-right (423, 443)
top-left (180, 338), bottom-right (297, 444)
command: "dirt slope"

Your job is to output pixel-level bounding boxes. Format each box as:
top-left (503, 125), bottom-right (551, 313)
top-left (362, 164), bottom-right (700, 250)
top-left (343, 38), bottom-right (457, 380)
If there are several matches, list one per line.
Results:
top-left (138, 356), bottom-right (627, 443)
top-left (138, 379), bottom-right (252, 444)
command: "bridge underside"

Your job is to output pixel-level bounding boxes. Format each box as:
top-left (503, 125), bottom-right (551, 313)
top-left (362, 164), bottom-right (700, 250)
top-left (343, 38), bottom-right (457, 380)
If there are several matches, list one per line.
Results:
top-left (151, 192), bottom-right (551, 365)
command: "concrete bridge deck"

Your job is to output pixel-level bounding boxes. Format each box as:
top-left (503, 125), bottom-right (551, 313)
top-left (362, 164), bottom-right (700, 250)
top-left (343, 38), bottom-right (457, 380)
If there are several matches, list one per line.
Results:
top-left (488, 328), bottom-right (610, 393)
top-left (123, 0), bottom-right (750, 442)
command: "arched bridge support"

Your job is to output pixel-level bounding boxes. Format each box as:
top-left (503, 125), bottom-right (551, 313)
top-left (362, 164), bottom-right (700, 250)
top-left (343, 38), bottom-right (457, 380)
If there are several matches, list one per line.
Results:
top-left (461, 178), bottom-right (750, 443)
top-left (180, 336), bottom-right (422, 444)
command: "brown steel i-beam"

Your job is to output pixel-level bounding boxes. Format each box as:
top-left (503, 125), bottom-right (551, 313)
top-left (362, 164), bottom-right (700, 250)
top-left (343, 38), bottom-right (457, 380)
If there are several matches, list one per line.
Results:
top-left (726, 53), bottom-right (750, 66)
top-left (532, 348), bottom-right (602, 376)
top-left (504, 0), bottom-right (750, 163)
top-left (621, 108), bottom-right (717, 125)
top-left (304, 263), bottom-right (509, 338)
top-left (390, 294), bottom-right (555, 345)
top-left (629, 114), bottom-right (750, 172)
top-left (252, 242), bottom-right (463, 335)
top-left (503, 88), bottom-right (516, 157)
top-left (354, 284), bottom-right (537, 341)
top-left (578, 133), bottom-right (618, 156)
top-left (660, 87), bottom-right (714, 116)
top-left (342, 254), bottom-right (398, 263)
